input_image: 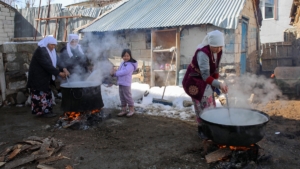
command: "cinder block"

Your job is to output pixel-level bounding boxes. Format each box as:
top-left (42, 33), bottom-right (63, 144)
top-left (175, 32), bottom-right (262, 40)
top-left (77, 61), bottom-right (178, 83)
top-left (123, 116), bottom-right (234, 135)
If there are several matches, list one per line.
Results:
top-left (140, 49), bottom-right (151, 58)
top-left (131, 41), bottom-right (146, 50)
top-left (128, 32), bottom-right (145, 42)
top-left (10, 12), bottom-right (15, 17)
top-left (1, 7), bottom-right (10, 12)
top-left (0, 11), bottom-right (10, 17)
top-left (131, 50), bottom-right (141, 58)
top-left (5, 16), bottom-right (14, 21)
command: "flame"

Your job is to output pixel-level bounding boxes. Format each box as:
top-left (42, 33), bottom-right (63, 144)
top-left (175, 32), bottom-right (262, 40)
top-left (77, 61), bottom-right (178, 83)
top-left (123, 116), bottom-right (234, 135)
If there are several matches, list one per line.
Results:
top-left (61, 109), bottom-right (101, 121)
top-left (219, 144), bottom-right (255, 151)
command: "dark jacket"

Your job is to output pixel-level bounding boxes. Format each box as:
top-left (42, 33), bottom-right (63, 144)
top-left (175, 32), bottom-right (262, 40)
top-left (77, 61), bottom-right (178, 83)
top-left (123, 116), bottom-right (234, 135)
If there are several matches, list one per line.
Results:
top-left (59, 46), bottom-right (89, 76)
top-left (27, 47), bottom-right (60, 91)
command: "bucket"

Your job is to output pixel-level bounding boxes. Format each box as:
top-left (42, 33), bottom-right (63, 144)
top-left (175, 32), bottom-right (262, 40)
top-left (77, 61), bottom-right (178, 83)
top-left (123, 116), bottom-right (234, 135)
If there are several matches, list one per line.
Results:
top-left (178, 69), bottom-right (187, 87)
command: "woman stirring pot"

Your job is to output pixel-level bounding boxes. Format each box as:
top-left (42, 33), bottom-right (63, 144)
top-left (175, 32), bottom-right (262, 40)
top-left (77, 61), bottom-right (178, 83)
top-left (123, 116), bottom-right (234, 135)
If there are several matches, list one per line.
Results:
top-left (182, 30), bottom-right (228, 139)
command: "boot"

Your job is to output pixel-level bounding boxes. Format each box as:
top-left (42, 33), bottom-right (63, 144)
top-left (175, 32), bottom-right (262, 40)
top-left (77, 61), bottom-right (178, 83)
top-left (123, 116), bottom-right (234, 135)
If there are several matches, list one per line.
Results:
top-left (126, 106), bottom-right (135, 117)
top-left (117, 107), bottom-right (127, 117)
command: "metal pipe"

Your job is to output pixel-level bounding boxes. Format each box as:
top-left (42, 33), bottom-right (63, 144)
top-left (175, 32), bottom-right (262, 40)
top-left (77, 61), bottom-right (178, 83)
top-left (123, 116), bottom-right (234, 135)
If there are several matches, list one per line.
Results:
top-left (34, 0), bottom-right (42, 41)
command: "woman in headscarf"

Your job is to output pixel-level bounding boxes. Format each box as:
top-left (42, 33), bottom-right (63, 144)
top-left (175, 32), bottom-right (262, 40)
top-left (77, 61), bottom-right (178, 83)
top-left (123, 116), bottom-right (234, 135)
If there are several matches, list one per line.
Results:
top-left (59, 34), bottom-right (89, 79)
top-left (182, 30), bottom-right (228, 139)
top-left (27, 35), bottom-right (70, 117)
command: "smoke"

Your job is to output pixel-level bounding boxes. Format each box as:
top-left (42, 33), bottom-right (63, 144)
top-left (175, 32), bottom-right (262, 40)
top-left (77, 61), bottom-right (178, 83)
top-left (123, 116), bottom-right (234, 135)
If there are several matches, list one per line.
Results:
top-left (226, 73), bottom-right (283, 108)
top-left (68, 32), bottom-right (128, 84)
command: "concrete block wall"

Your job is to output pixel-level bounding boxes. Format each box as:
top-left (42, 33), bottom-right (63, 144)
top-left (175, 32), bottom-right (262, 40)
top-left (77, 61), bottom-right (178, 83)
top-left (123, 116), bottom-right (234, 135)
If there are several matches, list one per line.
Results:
top-left (107, 30), bottom-right (151, 65)
top-left (0, 4), bottom-right (15, 45)
top-left (0, 42), bottom-right (66, 100)
top-left (238, 0), bottom-right (260, 74)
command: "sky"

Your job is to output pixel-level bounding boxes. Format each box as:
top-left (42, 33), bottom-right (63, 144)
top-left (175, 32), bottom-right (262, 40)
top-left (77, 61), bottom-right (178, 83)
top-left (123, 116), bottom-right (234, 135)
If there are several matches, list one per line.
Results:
top-left (17, 0), bottom-right (82, 8)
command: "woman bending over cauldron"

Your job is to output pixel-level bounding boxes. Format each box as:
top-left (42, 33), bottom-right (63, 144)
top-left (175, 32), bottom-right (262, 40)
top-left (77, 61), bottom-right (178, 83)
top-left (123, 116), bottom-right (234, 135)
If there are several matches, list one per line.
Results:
top-left (27, 36), bottom-right (70, 117)
top-left (182, 30), bottom-right (228, 139)
top-left (59, 34), bottom-right (90, 80)
top-left (111, 49), bottom-right (138, 117)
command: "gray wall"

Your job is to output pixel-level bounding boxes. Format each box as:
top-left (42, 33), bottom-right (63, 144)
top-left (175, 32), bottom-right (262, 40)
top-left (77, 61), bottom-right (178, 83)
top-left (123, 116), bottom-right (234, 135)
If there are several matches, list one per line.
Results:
top-left (260, 0), bottom-right (293, 43)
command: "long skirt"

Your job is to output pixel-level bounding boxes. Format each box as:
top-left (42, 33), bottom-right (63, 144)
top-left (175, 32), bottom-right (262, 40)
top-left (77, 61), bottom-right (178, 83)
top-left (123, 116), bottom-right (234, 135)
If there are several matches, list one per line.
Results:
top-left (30, 89), bottom-right (53, 115)
top-left (192, 85), bottom-right (216, 126)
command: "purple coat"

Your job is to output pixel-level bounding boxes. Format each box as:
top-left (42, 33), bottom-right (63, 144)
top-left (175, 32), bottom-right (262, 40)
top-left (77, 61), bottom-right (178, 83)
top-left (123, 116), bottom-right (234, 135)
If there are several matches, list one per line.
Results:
top-left (115, 61), bottom-right (138, 86)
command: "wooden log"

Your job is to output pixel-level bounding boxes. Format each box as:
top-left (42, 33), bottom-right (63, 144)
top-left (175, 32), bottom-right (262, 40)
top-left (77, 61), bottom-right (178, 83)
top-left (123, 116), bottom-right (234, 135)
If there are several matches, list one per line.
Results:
top-left (0, 156), bottom-right (4, 162)
top-left (65, 165), bottom-right (73, 169)
top-left (0, 146), bottom-right (13, 156)
top-left (0, 162), bottom-right (6, 167)
top-left (4, 154), bottom-right (36, 169)
top-left (26, 136), bottom-right (44, 142)
top-left (7, 148), bottom-right (21, 161)
top-left (205, 148), bottom-right (232, 163)
top-left (37, 164), bottom-right (57, 169)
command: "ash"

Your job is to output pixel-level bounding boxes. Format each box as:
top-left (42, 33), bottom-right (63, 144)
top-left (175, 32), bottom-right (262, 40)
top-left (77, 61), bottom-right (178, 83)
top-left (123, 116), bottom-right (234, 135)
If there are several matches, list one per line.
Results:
top-left (56, 110), bottom-right (111, 130)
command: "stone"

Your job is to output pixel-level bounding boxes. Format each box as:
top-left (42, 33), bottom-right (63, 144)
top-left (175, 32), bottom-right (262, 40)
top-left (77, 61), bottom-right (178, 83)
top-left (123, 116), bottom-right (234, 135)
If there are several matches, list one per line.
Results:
top-left (5, 62), bottom-right (20, 71)
top-left (16, 91), bottom-right (27, 104)
top-left (7, 80), bottom-right (26, 90)
top-left (183, 100), bottom-right (193, 107)
top-left (1, 43), bottom-right (17, 53)
top-left (5, 53), bottom-right (16, 62)
top-left (23, 63), bottom-right (29, 71)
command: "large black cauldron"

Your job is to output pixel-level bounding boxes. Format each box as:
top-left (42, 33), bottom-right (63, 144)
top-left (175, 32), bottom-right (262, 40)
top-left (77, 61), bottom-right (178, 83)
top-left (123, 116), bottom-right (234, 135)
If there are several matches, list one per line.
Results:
top-left (60, 81), bottom-right (104, 112)
top-left (200, 107), bottom-right (269, 146)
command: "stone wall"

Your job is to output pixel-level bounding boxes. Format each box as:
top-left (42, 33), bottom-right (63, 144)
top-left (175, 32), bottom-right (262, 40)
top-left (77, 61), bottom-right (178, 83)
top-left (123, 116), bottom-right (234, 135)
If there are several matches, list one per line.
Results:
top-left (0, 42), bottom-right (66, 103)
top-left (0, 3), bottom-right (15, 45)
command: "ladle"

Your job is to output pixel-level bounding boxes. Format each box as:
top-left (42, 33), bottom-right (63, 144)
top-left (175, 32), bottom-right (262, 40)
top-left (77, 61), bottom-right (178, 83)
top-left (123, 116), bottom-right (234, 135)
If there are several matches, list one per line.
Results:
top-left (225, 93), bottom-right (233, 124)
top-left (66, 76), bottom-right (70, 85)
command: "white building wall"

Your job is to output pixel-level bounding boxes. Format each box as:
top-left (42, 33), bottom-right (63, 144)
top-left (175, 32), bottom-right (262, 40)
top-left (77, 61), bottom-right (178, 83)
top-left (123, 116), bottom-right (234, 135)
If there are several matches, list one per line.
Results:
top-left (260, 0), bottom-right (293, 43)
top-left (0, 4), bottom-right (15, 45)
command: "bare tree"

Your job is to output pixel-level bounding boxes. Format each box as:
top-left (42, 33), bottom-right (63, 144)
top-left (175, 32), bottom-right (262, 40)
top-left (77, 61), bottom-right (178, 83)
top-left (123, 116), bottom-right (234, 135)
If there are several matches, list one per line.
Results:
top-left (88, 0), bottom-right (120, 7)
top-left (24, 0), bottom-right (36, 8)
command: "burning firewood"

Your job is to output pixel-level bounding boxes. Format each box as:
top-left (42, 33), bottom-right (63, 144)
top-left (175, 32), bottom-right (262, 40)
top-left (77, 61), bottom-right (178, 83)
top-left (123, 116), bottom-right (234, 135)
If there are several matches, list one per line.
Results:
top-left (205, 148), bottom-right (232, 163)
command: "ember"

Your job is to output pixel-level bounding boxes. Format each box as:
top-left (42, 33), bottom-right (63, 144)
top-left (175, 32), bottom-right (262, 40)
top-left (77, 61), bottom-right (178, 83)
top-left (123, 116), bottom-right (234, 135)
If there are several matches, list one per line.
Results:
top-left (203, 141), bottom-right (271, 169)
top-left (57, 109), bottom-right (111, 130)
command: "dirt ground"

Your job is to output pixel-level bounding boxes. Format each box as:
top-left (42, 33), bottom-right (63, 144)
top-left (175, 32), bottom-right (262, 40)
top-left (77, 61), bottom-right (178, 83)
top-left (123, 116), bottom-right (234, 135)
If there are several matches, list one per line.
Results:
top-left (0, 98), bottom-right (300, 169)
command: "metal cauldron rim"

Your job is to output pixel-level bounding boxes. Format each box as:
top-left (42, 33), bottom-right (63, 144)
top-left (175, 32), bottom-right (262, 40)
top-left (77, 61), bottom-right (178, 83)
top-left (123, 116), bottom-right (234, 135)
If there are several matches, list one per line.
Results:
top-left (60, 81), bottom-right (101, 88)
top-left (200, 107), bottom-right (270, 127)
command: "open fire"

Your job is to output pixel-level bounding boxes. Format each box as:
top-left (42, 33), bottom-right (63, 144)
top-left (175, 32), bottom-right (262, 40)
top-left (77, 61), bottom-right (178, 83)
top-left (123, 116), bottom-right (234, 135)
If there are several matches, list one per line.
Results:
top-left (57, 109), bottom-right (111, 130)
top-left (203, 141), bottom-right (271, 169)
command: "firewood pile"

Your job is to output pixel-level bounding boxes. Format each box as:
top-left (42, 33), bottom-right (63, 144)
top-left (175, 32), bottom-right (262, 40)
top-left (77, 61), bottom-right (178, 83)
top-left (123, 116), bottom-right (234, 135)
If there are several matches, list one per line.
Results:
top-left (0, 136), bottom-right (71, 169)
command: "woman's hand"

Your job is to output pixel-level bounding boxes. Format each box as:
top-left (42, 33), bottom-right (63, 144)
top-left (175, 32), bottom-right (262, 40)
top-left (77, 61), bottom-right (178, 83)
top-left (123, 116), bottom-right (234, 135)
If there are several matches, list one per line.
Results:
top-left (59, 72), bottom-right (67, 79)
top-left (63, 68), bottom-right (70, 77)
top-left (220, 83), bottom-right (228, 94)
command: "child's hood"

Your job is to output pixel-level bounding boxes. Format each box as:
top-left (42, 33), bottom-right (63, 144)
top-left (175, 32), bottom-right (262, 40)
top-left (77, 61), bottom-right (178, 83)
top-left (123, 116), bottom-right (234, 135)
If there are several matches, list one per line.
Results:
top-left (130, 62), bottom-right (138, 71)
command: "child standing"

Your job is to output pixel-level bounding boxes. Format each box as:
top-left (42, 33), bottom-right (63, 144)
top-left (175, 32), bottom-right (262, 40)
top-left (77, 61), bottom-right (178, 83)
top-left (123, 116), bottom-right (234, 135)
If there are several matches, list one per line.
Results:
top-left (111, 49), bottom-right (138, 117)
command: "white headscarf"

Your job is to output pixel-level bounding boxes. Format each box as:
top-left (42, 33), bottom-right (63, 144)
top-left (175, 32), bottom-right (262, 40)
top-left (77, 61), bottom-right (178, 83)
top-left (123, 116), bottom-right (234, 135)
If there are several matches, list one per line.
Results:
top-left (66, 34), bottom-right (84, 58)
top-left (197, 30), bottom-right (225, 49)
top-left (38, 35), bottom-right (58, 80)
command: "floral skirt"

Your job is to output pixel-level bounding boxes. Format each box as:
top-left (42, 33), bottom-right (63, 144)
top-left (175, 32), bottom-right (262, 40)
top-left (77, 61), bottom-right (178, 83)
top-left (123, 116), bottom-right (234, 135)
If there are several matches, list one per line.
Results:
top-left (30, 89), bottom-right (53, 115)
top-left (192, 85), bottom-right (216, 125)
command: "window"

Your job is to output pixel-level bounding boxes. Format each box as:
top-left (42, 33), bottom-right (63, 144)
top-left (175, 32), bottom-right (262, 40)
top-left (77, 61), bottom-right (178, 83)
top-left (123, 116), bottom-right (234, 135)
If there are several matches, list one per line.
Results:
top-left (260, 0), bottom-right (277, 19)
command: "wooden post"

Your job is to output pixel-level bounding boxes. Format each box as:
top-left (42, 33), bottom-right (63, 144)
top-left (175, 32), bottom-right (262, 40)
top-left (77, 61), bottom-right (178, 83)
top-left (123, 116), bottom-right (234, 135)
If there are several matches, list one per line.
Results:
top-left (44, 1), bottom-right (51, 37)
top-left (54, 19), bottom-right (58, 39)
top-left (63, 18), bottom-right (69, 42)
top-left (34, 0), bottom-right (42, 41)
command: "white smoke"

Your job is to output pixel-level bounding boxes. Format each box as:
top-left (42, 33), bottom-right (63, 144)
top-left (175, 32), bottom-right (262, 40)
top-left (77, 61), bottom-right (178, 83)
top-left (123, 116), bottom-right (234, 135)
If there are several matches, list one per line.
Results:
top-left (226, 73), bottom-right (284, 108)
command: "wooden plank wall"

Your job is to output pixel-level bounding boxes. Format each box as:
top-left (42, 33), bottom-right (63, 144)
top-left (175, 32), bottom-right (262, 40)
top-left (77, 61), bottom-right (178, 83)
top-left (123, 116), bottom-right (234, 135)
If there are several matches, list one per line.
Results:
top-left (261, 42), bottom-right (293, 71)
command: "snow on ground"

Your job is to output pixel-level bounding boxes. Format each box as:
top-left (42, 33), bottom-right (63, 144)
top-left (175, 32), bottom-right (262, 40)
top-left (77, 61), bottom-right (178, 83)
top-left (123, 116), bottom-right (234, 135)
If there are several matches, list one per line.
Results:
top-left (101, 82), bottom-right (224, 122)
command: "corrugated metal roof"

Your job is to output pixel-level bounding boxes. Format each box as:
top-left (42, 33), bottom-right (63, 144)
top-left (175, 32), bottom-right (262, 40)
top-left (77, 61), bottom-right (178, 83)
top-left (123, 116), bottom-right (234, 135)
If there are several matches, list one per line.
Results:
top-left (82, 0), bottom-right (247, 32)
top-left (66, 2), bottom-right (123, 18)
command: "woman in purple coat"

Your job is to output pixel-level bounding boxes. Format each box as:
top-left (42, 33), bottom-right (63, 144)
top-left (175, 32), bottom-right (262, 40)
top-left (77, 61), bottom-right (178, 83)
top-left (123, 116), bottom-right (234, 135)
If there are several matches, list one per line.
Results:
top-left (111, 49), bottom-right (138, 117)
